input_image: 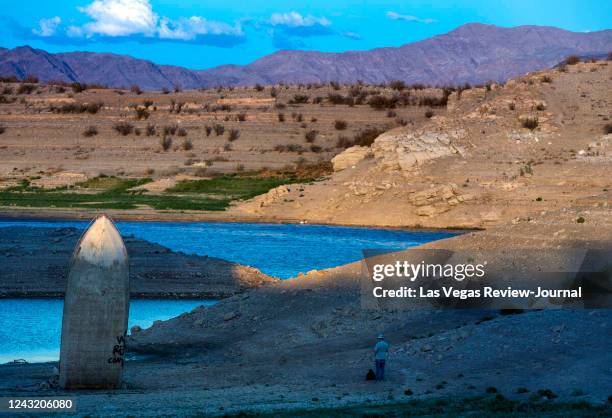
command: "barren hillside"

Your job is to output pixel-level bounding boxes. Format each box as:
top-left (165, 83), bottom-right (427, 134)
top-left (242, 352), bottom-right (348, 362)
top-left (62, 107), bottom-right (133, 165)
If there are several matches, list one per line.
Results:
top-left (232, 59), bottom-right (612, 230)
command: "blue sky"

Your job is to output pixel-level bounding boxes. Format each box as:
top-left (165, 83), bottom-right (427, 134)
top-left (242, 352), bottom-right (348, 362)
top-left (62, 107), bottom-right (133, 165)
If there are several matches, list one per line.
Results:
top-left (0, 0), bottom-right (610, 69)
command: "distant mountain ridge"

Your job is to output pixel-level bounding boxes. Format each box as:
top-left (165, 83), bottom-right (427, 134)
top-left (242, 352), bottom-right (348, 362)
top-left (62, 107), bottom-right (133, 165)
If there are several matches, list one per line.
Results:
top-left (1, 23), bottom-right (610, 90)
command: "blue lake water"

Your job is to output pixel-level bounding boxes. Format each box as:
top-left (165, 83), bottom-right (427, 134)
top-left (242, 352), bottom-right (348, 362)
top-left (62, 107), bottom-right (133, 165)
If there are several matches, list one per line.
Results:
top-left (0, 299), bottom-right (215, 364)
top-left (0, 220), bottom-right (457, 363)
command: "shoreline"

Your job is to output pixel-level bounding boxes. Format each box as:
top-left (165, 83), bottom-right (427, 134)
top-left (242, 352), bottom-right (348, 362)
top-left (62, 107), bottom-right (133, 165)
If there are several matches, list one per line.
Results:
top-left (0, 208), bottom-right (478, 234)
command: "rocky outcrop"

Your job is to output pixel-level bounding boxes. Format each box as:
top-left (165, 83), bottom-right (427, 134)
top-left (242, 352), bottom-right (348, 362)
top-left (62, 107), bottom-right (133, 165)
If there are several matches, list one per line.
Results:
top-left (372, 130), bottom-right (466, 172)
top-left (235, 184), bottom-right (293, 214)
top-left (407, 184), bottom-right (474, 216)
top-left (331, 146), bottom-right (370, 171)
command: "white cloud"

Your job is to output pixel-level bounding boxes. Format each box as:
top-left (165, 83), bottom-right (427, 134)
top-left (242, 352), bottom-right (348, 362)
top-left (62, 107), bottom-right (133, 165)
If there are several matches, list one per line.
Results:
top-left (386, 11), bottom-right (436, 24)
top-left (158, 16), bottom-right (242, 40)
top-left (33, 16), bottom-right (61, 37)
top-left (46, 0), bottom-right (242, 42)
top-left (78, 0), bottom-right (158, 37)
top-left (269, 11), bottom-right (330, 28)
top-left (342, 31), bottom-right (361, 40)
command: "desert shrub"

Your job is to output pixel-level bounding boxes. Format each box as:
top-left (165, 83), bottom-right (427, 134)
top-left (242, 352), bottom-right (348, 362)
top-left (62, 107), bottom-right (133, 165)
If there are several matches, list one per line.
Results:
top-left (173, 85), bottom-right (182, 93)
top-left (275, 102), bottom-right (286, 109)
top-left (348, 86), bottom-right (364, 99)
top-left (395, 117), bottom-right (408, 126)
top-left (310, 145), bottom-right (323, 153)
top-left (516, 387), bottom-right (529, 394)
top-left (181, 139), bottom-right (193, 150)
top-left (603, 123), bottom-right (612, 135)
top-left (194, 167), bottom-right (208, 177)
top-left (425, 110), bottom-right (434, 118)
top-left (169, 100), bottom-right (185, 114)
top-left (521, 116), bottom-right (539, 130)
top-left (161, 87), bottom-right (170, 94)
top-left (270, 87), bottom-right (278, 97)
top-left (211, 104), bottom-right (231, 112)
top-left (254, 83), bottom-right (264, 92)
top-left (22, 75), bottom-right (39, 83)
top-left (541, 75), bottom-right (552, 83)
top-left (130, 85), bottom-right (142, 95)
top-left (205, 126), bottom-right (212, 136)
top-left (312, 96), bottom-right (323, 104)
top-left (160, 136), bottom-right (172, 151)
top-left (327, 93), bottom-right (353, 105)
top-left (387, 110), bottom-right (397, 118)
top-left (134, 128), bottom-right (141, 136)
top-left (0, 95), bottom-right (15, 104)
top-left (289, 94), bottom-right (309, 104)
top-left (71, 82), bottom-right (86, 93)
top-left (16, 84), bottom-right (36, 94)
top-left (519, 163), bottom-right (533, 176)
top-left (85, 102), bottom-right (104, 114)
top-left (329, 81), bottom-right (341, 90)
top-left (281, 144), bottom-right (305, 153)
top-left (0, 76), bottom-right (19, 83)
top-left (419, 94), bottom-right (448, 107)
top-left (2, 86), bottom-right (14, 95)
top-left (52, 102), bottom-right (103, 114)
top-left (228, 129), bottom-right (240, 141)
top-left (143, 100), bottom-right (154, 108)
top-left (336, 135), bottom-right (352, 148)
top-left (537, 389), bottom-right (558, 399)
top-left (388, 80), bottom-right (406, 91)
top-left (278, 113), bottom-right (285, 122)
top-left (353, 127), bottom-right (386, 146)
top-left (608, 52), bottom-right (612, 61)
top-left (145, 124), bottom-right (156, 136)
top-left (294, 159), bottom-right (333, 177)
top-left (223, 142), bottom-right (232, 151)
top-left (368, 94), bottom-right (398, 110)
top-left (163, 124), bottom-right (178, 135)
top-left (535, 102), bottom-right (546, 111)
top-left (114, 122), bottom-right (134, 136)
top-left (177, 127), bottom-right (187, 137)
top-left (0, 125), bottom-right (5, 135)
top-left (214, 124), bottom-right (225, 136)
top-left (565, 55), bottom-right (580, 65)
top-left (334, 120), bottom-right (348, 130)
top-left (135, 107), bottom-right (150, 120)
top-left (508, 102), bottom-right (516, 110)
top-left (304, 130), bottom-right (318, 143)
top-left (237, 112), bottom-right (247, 122)
top-left (82, 126), bottom-right (98, 137)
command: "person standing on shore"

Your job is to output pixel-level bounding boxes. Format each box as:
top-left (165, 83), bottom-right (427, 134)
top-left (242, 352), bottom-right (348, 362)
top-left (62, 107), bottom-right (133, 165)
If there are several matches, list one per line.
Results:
top-left (374, 334), bottom-right (389, 381)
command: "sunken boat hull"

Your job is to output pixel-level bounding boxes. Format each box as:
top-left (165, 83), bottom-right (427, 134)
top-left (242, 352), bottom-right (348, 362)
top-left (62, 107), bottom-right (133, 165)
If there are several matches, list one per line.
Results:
top-left (59, 215), bottom-right (129, 389)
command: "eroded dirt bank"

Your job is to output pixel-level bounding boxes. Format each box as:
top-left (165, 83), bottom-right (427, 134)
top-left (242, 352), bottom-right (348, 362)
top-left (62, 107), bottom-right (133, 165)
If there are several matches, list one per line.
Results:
top-left (0, 214), bottom-right (609, 416)
top-left (0, 226), bottom-right (274, 298)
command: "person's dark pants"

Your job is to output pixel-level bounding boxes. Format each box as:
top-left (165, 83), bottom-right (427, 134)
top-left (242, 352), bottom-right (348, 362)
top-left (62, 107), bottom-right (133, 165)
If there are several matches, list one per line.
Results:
top-left (375, 359), bottom-right (385, 381)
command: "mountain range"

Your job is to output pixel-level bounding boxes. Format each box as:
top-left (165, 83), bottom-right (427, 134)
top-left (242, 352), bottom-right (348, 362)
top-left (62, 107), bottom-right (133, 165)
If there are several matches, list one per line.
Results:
top-left (1, 23), bottom-right (610, 90)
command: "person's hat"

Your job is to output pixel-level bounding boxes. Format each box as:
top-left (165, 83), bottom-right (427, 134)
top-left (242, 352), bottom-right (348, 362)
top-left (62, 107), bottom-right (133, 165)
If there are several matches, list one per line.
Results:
top-left (377, 334), bottom-right (384, 339)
